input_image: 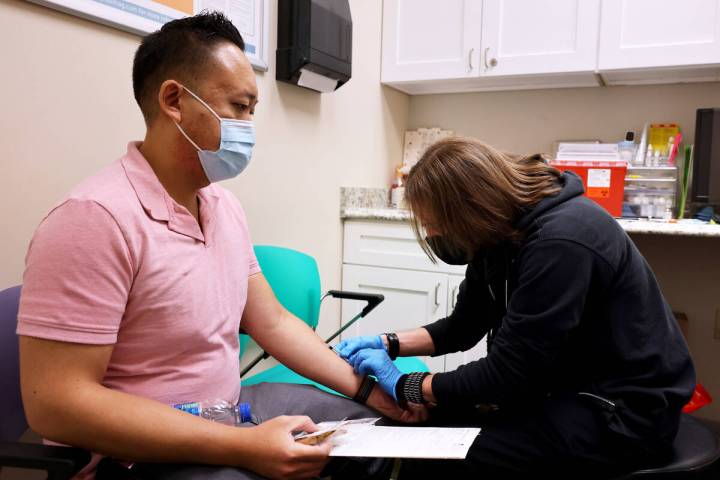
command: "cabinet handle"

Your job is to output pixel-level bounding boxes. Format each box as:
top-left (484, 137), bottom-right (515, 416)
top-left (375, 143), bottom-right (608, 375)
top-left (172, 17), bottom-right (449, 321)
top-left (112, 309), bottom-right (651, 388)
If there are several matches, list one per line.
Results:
top-left (468, 48), bottom-right (474, 71)
top-left (451, 286), bottom-right (458, 309)
top-left (434, 283), bottom-right (441, 307)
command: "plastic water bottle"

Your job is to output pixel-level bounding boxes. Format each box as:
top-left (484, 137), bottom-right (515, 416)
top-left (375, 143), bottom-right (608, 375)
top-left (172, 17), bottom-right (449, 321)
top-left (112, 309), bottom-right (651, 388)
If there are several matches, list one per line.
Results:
top-left (173, 399), bottom-right (252, 426)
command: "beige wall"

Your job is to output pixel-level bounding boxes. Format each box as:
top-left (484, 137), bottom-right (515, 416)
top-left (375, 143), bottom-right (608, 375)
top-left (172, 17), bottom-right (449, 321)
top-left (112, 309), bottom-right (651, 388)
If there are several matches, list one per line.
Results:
top-left (408, 82), bottom-right (720, 154)
top-left (409, 84), bottom-right (720, 421)
top-left (0, 0), bottom-right (407, 339)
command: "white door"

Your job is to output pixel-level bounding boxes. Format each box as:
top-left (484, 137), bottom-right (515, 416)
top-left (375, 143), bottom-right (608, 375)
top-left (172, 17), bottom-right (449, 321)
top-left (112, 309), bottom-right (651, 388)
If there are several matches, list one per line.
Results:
top-left (599, 0), bottom-right (720, 70)
top-left (480, 0), bottom-right (601, 76)
top-left (381, 0), bottom-right (483, 82)
top-left (341, 264), bottom-right (449, 372)
top-left (444, 274), bottom-right (488, 371)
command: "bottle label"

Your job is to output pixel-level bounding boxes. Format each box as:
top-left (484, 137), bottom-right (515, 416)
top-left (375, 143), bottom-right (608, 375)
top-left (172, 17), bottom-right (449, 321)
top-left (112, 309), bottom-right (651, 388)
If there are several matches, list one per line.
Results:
top-left (173, 401), bottom-right (201, 416)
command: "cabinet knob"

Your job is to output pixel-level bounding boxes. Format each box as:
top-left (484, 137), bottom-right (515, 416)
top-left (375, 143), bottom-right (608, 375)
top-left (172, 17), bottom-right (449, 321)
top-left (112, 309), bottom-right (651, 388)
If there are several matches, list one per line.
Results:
top-left (484, 47), bottom-right (498, 70)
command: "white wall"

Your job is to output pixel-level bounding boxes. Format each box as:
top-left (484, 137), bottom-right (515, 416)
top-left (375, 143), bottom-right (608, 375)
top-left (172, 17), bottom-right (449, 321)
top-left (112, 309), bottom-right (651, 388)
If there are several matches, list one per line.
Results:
top-left (408, 84), bottom-right (720, 421)
top-left (0, 0), bottom-right (408, 340)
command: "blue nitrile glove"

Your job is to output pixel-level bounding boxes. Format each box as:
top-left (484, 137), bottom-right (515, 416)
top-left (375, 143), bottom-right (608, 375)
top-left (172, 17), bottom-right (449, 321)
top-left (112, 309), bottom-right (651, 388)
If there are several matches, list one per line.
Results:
top-left (334, 335), bottom-right (384, 360)
top-left (348, 348), bottom-right (403, 401)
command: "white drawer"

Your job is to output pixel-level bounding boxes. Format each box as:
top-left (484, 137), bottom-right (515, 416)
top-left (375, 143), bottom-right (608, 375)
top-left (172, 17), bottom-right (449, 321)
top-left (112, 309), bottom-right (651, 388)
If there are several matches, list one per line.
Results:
top-left (342, 220), bottom-right (466, 274)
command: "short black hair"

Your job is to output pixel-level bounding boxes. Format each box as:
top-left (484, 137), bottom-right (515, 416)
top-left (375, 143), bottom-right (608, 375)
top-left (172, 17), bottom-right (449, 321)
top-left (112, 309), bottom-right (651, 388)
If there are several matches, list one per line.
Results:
top-left (132, 11), bottom-right (245, 122)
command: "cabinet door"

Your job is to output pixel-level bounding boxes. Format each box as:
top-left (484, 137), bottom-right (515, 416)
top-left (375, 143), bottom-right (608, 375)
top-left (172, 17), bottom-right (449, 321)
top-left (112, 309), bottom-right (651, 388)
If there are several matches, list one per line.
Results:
top-left (381, 0), bottom-right (482, 82)
top-left (341, 264), bottom-right (448, 372)
top-left (480, 0), bottom-right (601, 76)
top-left (444, 274), bottom-right (488, 371)
top-left (599, 0), bottom-right (720, 70)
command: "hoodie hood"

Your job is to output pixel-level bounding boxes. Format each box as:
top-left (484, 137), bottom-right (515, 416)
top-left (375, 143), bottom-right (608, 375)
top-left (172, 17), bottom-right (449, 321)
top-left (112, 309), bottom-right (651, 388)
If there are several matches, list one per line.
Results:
top-left (516, 171), bottom-right (585, 231)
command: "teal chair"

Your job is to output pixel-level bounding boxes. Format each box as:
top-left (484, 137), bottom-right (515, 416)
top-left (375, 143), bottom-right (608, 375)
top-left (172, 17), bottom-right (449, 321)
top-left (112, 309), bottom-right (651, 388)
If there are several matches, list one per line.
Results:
top-left (240, 245), bottom-right (429, 396)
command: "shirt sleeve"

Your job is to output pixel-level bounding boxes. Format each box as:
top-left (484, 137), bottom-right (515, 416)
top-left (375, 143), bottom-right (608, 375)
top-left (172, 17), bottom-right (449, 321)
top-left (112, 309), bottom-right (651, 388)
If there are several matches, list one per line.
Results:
top-left (17, 199), bottom-right (134, 344)
top-left (422, 263), bottom-right (494, 355)
top-left (431, 239), bottom-right (609, 406)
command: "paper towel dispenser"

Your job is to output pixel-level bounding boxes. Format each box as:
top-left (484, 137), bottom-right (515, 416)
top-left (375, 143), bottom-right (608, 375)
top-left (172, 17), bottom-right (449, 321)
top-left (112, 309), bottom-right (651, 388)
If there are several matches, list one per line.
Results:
top-left (276, 0), bottom-right (352, 93)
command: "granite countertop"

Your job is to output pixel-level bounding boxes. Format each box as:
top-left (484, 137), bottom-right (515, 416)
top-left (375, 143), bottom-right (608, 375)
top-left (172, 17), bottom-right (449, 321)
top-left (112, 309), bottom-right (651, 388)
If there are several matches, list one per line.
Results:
top-left (340, 187), bottom-right (720, 238)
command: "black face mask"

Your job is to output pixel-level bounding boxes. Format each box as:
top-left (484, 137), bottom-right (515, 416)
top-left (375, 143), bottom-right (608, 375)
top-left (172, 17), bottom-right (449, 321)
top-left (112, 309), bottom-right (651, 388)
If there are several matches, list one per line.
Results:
top-left (426, 236), bottom-right (471, 265)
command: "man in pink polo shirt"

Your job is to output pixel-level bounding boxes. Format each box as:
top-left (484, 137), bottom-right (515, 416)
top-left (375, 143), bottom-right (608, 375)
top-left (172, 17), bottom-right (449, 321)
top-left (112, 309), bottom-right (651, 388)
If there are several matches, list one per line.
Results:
top-left (17, 12), bottom-right (422, 480)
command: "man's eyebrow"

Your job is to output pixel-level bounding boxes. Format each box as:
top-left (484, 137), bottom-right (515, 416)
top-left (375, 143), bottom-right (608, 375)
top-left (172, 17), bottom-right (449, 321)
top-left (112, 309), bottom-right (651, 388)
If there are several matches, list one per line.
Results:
top-left (234, 89), bottom-right (257, 101)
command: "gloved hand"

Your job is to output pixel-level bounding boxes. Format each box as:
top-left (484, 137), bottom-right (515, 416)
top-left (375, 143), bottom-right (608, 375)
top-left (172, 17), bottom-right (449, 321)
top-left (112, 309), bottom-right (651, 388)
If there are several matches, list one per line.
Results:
top-left (334, 335), bottom-right (384, 360)
top-left (348, 348), bottom-right (403, 401)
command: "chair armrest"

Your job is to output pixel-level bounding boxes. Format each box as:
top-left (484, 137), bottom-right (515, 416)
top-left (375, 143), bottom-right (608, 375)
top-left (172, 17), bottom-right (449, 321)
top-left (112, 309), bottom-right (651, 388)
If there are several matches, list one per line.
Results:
top-left (0, 442), bottom-right (90, 480)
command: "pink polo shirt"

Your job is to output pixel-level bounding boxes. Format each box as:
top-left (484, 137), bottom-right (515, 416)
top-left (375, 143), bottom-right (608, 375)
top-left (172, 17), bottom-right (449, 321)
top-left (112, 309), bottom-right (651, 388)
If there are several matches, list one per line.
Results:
top-left (18, 141), bottom-right (259, 409)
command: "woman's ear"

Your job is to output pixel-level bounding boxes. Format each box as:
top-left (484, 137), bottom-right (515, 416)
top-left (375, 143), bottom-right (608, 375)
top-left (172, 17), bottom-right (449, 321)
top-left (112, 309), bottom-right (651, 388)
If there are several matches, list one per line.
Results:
top-left (157, 80), bottom-right (183, 124)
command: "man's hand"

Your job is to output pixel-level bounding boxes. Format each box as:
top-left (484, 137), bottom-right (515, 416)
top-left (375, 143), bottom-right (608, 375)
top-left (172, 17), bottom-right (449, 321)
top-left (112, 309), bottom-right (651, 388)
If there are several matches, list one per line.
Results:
top-left (334, 335), bottom-right (385, 360)
top-left (242, 415), bottom-right (332, 479)
top-left (366, 386), bottom-right (429, 424)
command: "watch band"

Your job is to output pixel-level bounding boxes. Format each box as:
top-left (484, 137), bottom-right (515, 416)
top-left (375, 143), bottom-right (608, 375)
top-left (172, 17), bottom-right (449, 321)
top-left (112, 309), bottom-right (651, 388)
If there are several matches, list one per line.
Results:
top-left (384, 332), bottom-right (400, 360)
top-left (352, 375), bottom-right (376, 405)
top-left (402, 372), bottom-right (430, 405)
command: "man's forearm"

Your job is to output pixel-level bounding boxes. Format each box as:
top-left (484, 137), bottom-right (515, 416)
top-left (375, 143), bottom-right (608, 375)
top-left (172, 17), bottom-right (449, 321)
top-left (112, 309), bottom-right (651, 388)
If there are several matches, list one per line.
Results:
top-left (28, 382), bottom-right (253, 467)
top-left (253, 310), bottom-right (363, 398)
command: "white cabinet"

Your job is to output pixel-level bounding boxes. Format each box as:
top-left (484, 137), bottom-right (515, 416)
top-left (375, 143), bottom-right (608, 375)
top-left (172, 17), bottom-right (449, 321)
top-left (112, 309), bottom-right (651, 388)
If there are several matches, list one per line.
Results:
top-left (599, 0), bottom-right (720, 84)
top-left (381, 0), bottom-right (720, 93)
top-left (481, 0), bottom-right (601, 76)
top-left (341, 220), bottom-right (487, 373)
top-left (381, 0), bottom-right (600, 93)
top-left (381, 0), bottom-right (482, 82)
top-left (444, 274), bottom-right (488, 371)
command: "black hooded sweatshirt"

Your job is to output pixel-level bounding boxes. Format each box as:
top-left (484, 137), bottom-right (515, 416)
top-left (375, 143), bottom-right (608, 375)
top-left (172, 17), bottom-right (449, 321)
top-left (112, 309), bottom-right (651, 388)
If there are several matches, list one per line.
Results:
top-left (424, 171), bottom-right (695, 447)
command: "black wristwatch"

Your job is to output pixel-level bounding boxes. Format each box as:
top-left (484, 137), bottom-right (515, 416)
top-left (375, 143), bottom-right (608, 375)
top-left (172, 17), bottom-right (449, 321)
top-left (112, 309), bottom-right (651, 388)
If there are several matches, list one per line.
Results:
top-left (384, 332), bottom-right (400, 360)
top-left (353, 375), bottom-right (376, 404)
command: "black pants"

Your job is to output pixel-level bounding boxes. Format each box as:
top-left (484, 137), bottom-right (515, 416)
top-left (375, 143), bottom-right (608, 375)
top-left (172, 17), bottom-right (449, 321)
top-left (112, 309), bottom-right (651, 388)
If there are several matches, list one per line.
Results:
top-left (398, 394), bottom-right (664, 480)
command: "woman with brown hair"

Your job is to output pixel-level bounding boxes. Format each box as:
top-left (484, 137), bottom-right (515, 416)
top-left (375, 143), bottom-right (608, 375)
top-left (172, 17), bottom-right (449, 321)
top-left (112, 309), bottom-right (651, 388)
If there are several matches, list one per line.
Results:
top-left (336, 137), bottom-right (695, 478)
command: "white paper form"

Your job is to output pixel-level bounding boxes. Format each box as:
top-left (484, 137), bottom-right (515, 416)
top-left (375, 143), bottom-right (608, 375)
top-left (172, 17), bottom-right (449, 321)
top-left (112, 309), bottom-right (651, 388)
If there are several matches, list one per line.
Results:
top-left (329, 425), bottom-right (481, 459)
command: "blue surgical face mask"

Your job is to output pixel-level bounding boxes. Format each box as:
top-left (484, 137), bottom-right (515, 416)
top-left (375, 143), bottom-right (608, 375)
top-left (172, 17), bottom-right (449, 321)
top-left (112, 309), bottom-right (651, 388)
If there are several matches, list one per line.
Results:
top-left (173, 86), bottom-right (255, 183)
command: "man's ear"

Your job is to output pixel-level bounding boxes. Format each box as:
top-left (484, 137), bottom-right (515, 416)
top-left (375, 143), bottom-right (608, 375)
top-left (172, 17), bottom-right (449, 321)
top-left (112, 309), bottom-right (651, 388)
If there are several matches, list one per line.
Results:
top-left (157, 80), bottom-right (183, 124)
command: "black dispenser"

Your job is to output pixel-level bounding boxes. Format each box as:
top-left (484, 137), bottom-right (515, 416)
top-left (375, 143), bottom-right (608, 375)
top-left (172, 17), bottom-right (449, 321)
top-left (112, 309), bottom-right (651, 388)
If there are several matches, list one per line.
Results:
top-left (276, 0), bottom-right (352, 93)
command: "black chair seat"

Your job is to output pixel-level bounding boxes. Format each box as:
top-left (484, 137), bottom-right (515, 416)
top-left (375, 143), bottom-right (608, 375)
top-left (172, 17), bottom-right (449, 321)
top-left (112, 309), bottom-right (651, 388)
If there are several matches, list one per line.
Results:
top-left (618, 414), bottom-right (720, 479)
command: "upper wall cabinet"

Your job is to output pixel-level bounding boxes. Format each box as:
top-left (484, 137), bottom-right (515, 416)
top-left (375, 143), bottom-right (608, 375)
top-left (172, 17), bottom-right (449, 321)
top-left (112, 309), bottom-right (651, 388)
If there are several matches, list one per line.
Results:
top-left (381, 0), bottom-right (483, 82)
top-left (381, 0), bottom-right (720, 94)
top-left (481, 0), bottom-right (600, 77)
top-left (382, 0), bottom-right (601, 93)
top-left (598, 0), bottom-right (720, 84)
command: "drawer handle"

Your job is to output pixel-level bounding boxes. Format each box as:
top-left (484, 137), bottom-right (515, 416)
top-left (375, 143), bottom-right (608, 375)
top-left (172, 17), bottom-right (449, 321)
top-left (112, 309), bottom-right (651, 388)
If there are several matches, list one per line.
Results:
top-left (451, 286), bottom-right (458, 309)
top-left (468, 47), bottom-right (474, 71)
top-left (434, 283), bottom-right (442, 307)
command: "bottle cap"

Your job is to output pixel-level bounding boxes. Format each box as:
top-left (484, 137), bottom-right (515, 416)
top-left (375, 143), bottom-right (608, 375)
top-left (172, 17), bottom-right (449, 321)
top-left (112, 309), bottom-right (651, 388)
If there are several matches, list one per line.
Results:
top-left (238, 402), bottom-right (252, 423)
top-left (625, 131), bottom-right (635, 142)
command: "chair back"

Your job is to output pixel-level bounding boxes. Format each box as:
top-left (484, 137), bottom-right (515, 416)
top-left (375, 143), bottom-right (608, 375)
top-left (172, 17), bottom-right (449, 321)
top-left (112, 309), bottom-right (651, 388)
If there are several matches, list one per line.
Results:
top-left (253, 246), bottom-right (322, 328)
top-left (240, 246), bottom-right (322, 356)
top-left (0, 285), bottom-right (28, 441)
